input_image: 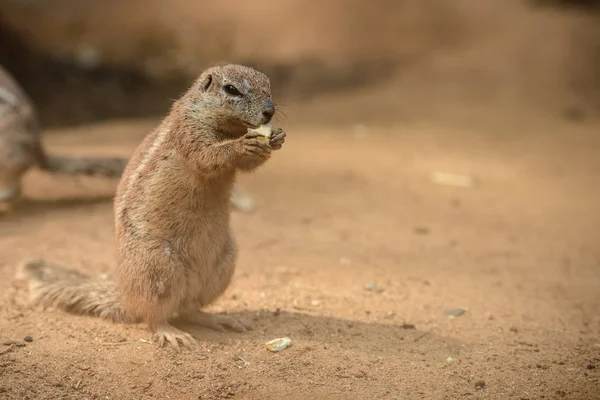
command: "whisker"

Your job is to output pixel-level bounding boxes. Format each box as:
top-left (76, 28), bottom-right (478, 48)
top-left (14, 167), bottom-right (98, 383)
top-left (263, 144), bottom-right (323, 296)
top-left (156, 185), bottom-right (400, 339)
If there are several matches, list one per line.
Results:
top-left (274, 111), bottom-right (290, 125)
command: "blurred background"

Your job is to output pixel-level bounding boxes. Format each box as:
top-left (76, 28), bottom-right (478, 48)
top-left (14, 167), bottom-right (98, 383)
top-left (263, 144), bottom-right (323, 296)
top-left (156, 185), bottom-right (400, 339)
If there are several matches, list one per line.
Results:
top-left (1, 1), bottom-right (600, 399)
top-left (1, 0), bottom-right (599, 127)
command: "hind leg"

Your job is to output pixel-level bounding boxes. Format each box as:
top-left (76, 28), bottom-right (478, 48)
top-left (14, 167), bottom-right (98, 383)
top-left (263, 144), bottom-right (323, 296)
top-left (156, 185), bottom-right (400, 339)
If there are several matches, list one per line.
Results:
top-left (177, 234), bottom-right (247, 333)
top-left (119, 241), bottom-right (199, 351)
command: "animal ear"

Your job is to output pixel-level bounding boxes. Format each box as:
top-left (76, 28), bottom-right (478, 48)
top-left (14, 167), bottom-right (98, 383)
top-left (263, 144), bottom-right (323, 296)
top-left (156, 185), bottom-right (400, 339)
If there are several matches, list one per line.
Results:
top-left (201, 74), bottom-right (213, 92)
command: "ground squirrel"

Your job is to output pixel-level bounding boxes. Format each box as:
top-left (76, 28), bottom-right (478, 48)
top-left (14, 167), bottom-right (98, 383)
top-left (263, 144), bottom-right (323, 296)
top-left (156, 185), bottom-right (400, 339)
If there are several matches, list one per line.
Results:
top-left (0, 64), bottom-right (128, 210)
top-left (17, 64), bottom-right (286, 350)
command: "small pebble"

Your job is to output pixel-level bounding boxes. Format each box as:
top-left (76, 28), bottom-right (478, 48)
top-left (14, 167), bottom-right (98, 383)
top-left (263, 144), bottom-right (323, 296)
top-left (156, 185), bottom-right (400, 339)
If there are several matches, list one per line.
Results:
top-left (474, 379), bottom-right (486, 389)
top-left (443, 308), bottom-right (468, 318)
top-left (339, 257), bottom-right (352, 266)
top-left (364, 281), bottom-right (384, 293)
top-left (509, 326), bottom-right (519, 333)
top-left (231, 356), bottom-right (250, 367)
top-left (587, 363), bottom-right (596, 370)
top-left (23, 336), bottom-right (33, 343)
top-left (273, 308), bottom-right (281, 317)
top-left (413, 226), bottom-right (430, 235)
top-left (450, 198), bottom-right (461, 208)
top-left (400, 323), bottom-right (416, 330)
top-left (431, 171), bottom-right (475, 188)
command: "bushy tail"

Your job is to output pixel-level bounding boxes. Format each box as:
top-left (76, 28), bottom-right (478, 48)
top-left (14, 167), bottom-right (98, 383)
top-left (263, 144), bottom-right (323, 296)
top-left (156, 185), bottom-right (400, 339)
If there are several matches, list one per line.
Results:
top-left (17, 259), bottom-right (136, 323)
top-left (43, 155), bottom-right (128, 178)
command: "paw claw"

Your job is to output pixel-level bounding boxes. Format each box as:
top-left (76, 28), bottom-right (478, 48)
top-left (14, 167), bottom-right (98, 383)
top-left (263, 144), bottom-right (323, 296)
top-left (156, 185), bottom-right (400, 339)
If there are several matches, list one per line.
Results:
top-left (154, 323), bottom-right (197, 351)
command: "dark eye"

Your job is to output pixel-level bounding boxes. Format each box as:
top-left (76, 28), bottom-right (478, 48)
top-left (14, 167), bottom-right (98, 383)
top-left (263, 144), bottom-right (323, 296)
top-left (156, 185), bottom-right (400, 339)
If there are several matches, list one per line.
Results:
top-left (223, 84), bottom-right (242, 96)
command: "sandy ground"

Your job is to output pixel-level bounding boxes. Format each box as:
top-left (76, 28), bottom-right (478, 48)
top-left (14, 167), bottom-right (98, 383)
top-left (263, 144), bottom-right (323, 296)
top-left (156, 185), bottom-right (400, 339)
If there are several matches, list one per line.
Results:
top-left (0, 106), bottom-right (599, 399)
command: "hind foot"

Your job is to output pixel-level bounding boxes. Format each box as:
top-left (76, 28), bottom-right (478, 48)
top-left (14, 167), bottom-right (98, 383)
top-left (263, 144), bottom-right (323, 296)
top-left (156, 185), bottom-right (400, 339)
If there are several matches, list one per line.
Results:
top-left (153, 322), bottom-right (197, 351)
top-left (180, 311), bottom-right (248, 333)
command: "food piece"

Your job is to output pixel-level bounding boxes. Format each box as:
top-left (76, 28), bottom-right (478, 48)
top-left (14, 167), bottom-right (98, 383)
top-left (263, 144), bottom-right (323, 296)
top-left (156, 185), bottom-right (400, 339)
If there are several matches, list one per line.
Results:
top-left (265, 337), bottom-right (292, 352)
top-left (248, 123), bottom-right (272, 139)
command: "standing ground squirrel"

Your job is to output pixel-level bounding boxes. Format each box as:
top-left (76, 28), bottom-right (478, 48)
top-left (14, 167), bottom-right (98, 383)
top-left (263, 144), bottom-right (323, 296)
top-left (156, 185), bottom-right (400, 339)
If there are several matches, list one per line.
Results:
top-left (0, 65), bottom-right (128, 210)
top-left (17, 64), bottom-right (286, 350)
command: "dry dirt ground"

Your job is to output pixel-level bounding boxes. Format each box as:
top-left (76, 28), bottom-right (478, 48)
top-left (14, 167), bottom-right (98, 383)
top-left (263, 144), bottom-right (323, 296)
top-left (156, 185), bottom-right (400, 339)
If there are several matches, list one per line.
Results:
top-left (0, 100), bottom-right (599, 399)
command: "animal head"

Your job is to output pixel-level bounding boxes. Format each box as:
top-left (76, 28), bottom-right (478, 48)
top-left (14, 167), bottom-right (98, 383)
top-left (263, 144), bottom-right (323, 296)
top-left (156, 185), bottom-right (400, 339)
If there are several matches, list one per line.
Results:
top-left (185, 64), bottom-right (275, 137)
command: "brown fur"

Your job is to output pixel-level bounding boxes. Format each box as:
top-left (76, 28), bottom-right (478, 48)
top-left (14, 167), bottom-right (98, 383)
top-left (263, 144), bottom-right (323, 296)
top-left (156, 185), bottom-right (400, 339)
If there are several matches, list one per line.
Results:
top-left (17, 64), bottom-right (286, 350)
top-left (0, 65), bottom-right (128, 206)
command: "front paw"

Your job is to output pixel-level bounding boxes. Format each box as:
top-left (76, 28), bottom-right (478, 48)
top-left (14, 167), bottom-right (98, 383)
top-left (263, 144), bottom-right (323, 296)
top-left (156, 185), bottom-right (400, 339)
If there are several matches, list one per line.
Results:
top-left (241, 132), bottom-right (272, 159)
top-left (236, 132), bottom-right (272, 171)
top-left (269, 128), bottom-right (286, 150)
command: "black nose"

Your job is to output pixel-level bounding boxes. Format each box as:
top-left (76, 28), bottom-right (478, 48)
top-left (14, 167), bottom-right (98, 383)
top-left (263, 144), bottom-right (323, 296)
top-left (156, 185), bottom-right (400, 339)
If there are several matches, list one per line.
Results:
top-left (263, 101), bottom-right (275, 120)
